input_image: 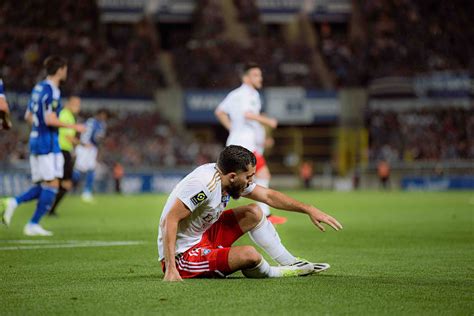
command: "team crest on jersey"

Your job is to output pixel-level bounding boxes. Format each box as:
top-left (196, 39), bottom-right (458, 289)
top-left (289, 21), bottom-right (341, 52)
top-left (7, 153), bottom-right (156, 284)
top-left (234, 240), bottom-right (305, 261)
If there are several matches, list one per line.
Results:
top-left (221, 194), bottom-right (230, 207)
top-left (52, 100), bottom-right (58, 109)
top-left (201, 249), bottom-right (212, 256)
top-left (190, 191), bottom-right (207, 205)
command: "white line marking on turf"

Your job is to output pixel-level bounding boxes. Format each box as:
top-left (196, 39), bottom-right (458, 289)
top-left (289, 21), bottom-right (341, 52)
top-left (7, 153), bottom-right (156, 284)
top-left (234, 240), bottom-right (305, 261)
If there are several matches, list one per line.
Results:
top-left (0, 240), bottom-right (55, 244)
top-left (0, 240), bottom-right (140, 244)
top-left (0, 240), bottom-right (145, 251)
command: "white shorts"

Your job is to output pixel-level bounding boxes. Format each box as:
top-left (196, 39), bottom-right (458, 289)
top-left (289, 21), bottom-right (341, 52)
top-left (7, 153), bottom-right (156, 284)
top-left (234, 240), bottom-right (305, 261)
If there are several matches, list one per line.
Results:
top-left (74, 145), bottom-right (98, 172)
top-left (30, 153), bottom-right (64, 183)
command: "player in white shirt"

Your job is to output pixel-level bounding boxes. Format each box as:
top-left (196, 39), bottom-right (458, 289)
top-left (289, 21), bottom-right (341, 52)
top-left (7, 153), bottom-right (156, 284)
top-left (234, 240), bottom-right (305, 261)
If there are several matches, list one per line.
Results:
top-left (215, 63), bottom-right (286, 224)
top-left (159, 145), bottom-right (342, 281)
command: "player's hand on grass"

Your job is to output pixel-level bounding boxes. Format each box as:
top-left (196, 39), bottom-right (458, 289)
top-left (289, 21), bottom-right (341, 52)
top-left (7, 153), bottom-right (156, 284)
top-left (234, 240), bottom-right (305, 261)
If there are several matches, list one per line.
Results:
top-left (163, 266), bottom-right (183, 282)
top-left (308, 208), bottom-right (343, 232)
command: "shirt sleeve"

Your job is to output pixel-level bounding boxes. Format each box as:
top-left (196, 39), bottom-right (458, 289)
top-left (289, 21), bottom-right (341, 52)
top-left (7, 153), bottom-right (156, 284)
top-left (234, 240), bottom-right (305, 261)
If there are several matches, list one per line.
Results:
top-left (241, 182), bottom-right (257, 196)
top-left (175, 178), bottom-right (210, 212)
top-left (42, 86), bottom-right (54, 114)
top-left (216, 93), bottom-right (237, 114)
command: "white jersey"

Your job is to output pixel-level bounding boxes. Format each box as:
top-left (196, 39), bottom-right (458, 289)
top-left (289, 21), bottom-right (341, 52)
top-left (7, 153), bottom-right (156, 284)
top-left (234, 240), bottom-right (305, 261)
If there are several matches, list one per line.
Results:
top-left (157, 163), bottom-right (256, 261)
top-left (216, 84), bottom-right (262, 152)
top-left (254, 123), bottom-right (266, 155)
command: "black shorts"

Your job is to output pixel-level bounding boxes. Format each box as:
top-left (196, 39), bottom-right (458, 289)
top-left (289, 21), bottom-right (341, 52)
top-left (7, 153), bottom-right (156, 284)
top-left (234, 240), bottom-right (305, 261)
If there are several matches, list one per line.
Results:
top-left (62, 150), bottom-right (74, 181)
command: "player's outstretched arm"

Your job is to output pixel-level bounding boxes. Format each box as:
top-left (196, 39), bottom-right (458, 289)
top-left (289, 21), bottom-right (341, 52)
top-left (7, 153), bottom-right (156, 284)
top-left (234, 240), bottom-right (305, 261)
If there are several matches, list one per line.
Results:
top-left (246, 185), bottom-right (343, 232)
top-left (162, 199), bottom-right (192, 282)
top-left (45, 112), bottom-right (86, 133)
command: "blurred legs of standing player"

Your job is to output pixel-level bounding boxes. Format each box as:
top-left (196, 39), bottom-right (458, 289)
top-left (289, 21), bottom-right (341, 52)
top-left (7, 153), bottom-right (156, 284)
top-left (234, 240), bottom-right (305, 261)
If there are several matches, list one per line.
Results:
top-left (74, 109), bottom-right (108, 202)
top-left (74, 144), bottom-right (97, 202)
top-left (48, 150), bottom-right (74, 216)
top-left (253, 153), bottom-right (287, 224)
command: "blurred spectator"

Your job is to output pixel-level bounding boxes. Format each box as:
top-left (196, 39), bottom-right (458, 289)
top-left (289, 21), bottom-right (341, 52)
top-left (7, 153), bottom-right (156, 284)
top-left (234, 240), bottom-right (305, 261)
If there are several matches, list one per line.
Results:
top-left (113, 162), bottom-right (124, 194)
top-left (299, 161), bottom-right (314, 189)
top-left (377, 159), bottom-right (390, 189)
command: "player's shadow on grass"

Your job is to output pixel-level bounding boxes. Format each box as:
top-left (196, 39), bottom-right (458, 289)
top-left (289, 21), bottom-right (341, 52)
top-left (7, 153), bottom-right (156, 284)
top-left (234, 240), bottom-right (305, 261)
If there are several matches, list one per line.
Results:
top-left (108, 273), bottom-right (336, 281)
top-left (222, 273), bottom-right (337, 280)
top-left (107, 272), bottom-right (466, 285)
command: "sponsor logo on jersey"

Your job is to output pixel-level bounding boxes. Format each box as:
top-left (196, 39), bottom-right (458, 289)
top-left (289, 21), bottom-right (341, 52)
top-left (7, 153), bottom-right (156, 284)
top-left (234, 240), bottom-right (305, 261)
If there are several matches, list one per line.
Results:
top-left (190, 190), bottom-right (207, 205)
top-left (203, 214), bottom-right (213, 222)
top-left (201, 248), bottom-right (212, 256)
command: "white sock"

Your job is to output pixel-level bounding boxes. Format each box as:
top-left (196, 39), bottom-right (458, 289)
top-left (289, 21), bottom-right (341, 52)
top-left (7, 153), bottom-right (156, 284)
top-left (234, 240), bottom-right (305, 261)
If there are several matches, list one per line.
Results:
top-left (249, 215), bottom-right (296, 265)
top-left (242, 257), bottom-right (280, 278)
top-left (255, 178), bottom-right (271, 216)
top-left (242, 257), bottom-right (310, 278)
top-left (10, 198), bottom-right (18, 208)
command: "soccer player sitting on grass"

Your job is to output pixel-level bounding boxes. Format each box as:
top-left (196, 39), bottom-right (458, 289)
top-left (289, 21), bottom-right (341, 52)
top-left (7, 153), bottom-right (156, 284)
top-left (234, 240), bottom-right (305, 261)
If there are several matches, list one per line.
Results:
top-left (158, 145), bottom-right (343, 281)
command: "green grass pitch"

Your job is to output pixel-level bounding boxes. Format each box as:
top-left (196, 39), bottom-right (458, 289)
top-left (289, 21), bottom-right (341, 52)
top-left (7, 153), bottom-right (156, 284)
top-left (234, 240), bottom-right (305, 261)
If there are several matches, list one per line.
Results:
top-left (1, 191), bottom-right (473, 315)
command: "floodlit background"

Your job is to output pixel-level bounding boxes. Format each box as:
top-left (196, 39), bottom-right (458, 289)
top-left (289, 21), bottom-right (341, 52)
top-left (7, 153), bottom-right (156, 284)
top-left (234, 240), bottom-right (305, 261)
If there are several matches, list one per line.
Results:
top-left (1, 0), bottom-right (472, 194)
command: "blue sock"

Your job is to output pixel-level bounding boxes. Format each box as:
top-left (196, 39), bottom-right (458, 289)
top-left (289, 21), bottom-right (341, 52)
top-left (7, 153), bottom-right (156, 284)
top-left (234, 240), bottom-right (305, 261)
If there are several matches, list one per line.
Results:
top-left (15, 184), bottom-right (42, 205)
top-left (84, 170), bottom-right (95, 194)
top-left (30, 186), bottom-right (57, 224)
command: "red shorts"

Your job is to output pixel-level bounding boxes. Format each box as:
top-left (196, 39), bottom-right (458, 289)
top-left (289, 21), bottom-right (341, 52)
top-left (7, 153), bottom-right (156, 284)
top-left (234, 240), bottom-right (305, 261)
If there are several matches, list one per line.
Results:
top-left (253, 151), bottom-right (267, 173)
top-left (161, 210), bottom-right (244, 279)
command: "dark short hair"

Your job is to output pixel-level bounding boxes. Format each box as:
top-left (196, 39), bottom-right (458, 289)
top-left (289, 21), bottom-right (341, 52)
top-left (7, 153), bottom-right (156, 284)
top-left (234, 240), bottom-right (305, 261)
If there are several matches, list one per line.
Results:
top-left (96, 108), bottom-right (111, 118)
top-left (217, 145), bottom-right (256, 174)
top-left (43, 56), bottom-right (67, 75)
top-left (242, 62), bottom-right (260, 75)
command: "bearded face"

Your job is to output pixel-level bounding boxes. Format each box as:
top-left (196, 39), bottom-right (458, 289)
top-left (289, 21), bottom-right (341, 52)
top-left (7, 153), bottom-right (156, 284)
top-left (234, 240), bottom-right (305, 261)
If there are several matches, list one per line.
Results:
top-left (227, 177), bottom-right (248, 199)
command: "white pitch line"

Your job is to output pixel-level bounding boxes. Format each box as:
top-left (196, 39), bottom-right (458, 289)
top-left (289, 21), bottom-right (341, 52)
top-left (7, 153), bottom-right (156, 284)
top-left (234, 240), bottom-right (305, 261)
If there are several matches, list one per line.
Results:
top-left (0, 240), bottom-right (140, 244)
top-left (0, 241), bottom-right (145, 251)
top-left (0, 240), bottom-right (55, 244)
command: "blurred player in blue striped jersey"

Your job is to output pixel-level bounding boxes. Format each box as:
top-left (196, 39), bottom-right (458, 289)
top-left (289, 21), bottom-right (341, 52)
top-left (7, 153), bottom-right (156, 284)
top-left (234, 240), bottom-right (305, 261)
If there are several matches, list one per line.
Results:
top-left (1, 56), bottom-right (85, 236)
top-left (74, 109), bottom-right (109, 202)
top-left (0, 77), bottom-right (12, 130)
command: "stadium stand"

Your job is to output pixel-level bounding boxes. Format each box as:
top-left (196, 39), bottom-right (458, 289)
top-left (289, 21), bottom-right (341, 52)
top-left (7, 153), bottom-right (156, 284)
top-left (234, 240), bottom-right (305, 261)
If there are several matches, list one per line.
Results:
top-left (368, 107), bottom-right (474, 162)
top-left (1, 1), bottom-right (165, 97)
top-left (1, 0), bottom-right (473, 191)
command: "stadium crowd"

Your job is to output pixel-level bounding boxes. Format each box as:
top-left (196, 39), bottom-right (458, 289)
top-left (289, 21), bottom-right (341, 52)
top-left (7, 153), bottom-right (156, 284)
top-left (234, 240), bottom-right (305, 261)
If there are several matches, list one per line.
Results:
top-left (0, 107), bottom-right (222, 170)
top-left (0, 1), bottom-right (164, 97)
top-left (172, 0), bottom-right (319, 89)
top-left (2, 0), bottom-right (472, 93)
top-left (98, 111), bottom-right (221, 168)
top-left (368, 108), bottom-right (474, 162)
top-left (1, 0), bottom-right (473, 170)
top-left (363, 0), bottom-right (473, 79)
